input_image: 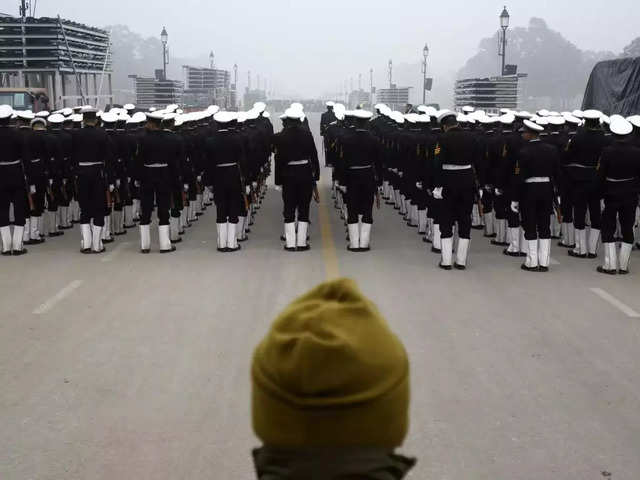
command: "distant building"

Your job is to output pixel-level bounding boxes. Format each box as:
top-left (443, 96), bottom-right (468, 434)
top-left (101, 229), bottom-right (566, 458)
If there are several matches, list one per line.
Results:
top-left (132, 71), bottom-right (183, 110)
top-left (243, 89), bottom-right (266, 110)
top-left (0, 15), bottom-right (113, 110)
top-left (376, 85), bottom-right (411, 110)
top-left (454, 74), bottom-right (527, 114)
top-left (182, 65), bottom-right (235, 109)
top-left (348, 89), bottom-right (371, 109)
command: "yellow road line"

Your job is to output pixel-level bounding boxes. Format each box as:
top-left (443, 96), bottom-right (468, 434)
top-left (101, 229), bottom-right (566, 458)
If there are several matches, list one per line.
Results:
top-left (318, 186), bottom-right (340, 279)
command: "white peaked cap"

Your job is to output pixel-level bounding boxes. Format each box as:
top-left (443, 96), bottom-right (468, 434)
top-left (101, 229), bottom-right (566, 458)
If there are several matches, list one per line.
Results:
top-left (174, 115), bottom-right (184, 127)
top-left (626, 115), bottom-right (640, 128)
top-left (0, 105), bottom-right (13, 119)
top-left (462, 106), bottom-right (475, 113)
top-left (391, 111), bottom-right (405, 124)
top-left (131, 112), bottom-right (147, 123)
top-left (326, 101), bottom-right (335, 107)
top-left (516, 111), bottom-right (533, 119)
top-left (35, 111), bottom-right (50, 118)
top-left (499, 113), bottom-right (516, 124)
top-left (237, 112), bottom-right (248, 123)
top-left (282, 108), bottom-right (304, 120)
top-left (147, 111), bottom-right (165, 121)
top-left (48, 113), bottom-right (65, 124)
top-left (523, 119), bottom-right (544, 132)
top-left (17, 111), bottom-right (35, 120)
top-left (207, 105), bottom-right (220, 115)
top-left (609, 114), bottom-right (625, 123)
top-left (80, 105), bottom-right (94, 112)
top-left (124, 103), bottom-right (135, 111)
top-left (571, 110), bottom-right (584, 118)
top-left (72, 114), bottom-right (83, 122)
top-left (404, 113), bottom-right (418, 123)
top-left (600, 115), bottom-right (610, 125)
top-left (583, 109), bottom-right (602, 120)
top-left (163, 113), bottom-right (177, 121)
top-left (537, 109), bottom-right (550, 117)
top-left (415, 114), bottom-right (430, 123)
top-left (536, 117), bottom-right (549, 126)
top-left (290, 102), bottom-right (304, 111)
top-left (564, 115), bottom-right (582, 125)
top-left (246, 109), bottom-right (260, 120)
top-left (214, 111), bottom-right (237, 123)
top-left (437, 110), bottom-right (456, 123)
top-left (548, 111), bottom-right (560, 117)
top-left (166, 104), bottom-right (179, 113)
top-left (101, 111), bottom-right (118, 123)
top-left (62, 107), bottom-right (73, 116)
top-left (263, 112), bottom-right (271, 118)
top-left (547, 116), bottom-right (565, 126)
top-left (610, 117), bottom-right (633, 135)
top-left (253, 102), bottom-right (266, 112)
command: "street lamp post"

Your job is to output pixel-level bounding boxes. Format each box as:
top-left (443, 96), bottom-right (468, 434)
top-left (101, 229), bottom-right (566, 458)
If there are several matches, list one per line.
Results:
top-left (422, 43), bottom-right (429, 104)
top-left (160, 26), bottom-right (168, 80)
top-left (499, 6), bottom-right (510, 76)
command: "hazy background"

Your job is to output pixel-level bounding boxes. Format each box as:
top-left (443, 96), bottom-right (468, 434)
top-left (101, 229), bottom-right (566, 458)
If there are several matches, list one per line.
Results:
top-left (11, 0), bottom-right (640, 107)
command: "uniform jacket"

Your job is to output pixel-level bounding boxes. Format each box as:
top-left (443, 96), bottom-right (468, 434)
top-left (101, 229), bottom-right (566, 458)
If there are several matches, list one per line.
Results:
top-left (272, 124), bottom-right (319, 186)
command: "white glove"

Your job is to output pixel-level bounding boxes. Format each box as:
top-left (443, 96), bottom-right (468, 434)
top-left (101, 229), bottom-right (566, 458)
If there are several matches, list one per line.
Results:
top-left (433, 187), bottom-right (443, 200)
top-left (206, 186), bottom-right (213, 193)
top-left (109, 184), bottom-right (114, 193)
top-left (398, 171), bottom-right (403, 178)
top-left (127, 177), bottom-right (131, 182)
top-left (274, 185), bottom-right (282, 192)
top-left (479, 189), bottom-right (483, 199)
top-left (557, 196), bottom-right (561, 206)
top-left (245, 186), bottom-right (251, 195)
top-left (511, 201), bottom-right (519, 213)
top-left (196, 175), bottom-right (202, 182)
top-left (495, 188), bottom-right (503, 197)
top-left (134, 180), bottom-right (140, 188)
top-left (48, 178), bottom-right (53, 186)
top-left (115, 179), bottom-right (121, 188)
top-left (62, 178), bottom-right (67, 185)
top-left (30, 185), bottom-right (36, 194)
top-left (183, 183), bottom-right (189, 192)
top-left (339, 185), bottom-right (347, 193)
top-left (252, 181), bottom-right (257, 188)
top-left (416, 182), bottom-right (423, 190)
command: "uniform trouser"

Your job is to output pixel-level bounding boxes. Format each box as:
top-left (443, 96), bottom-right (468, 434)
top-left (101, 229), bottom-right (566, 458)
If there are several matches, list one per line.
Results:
top-left (346, 169), bottom-right (376, 224)
top-left (481, 191), bottom-right (494, 213)
top-left (213, 167), bottom-right (242, 224)
top-left (571, 182), bottom-right (601, 230)
top-left (559, 181), bottom-right (573, 223)
top-left (0, 165), bottom-right (27, 227)
top-left (439, 187), bottom-right (474, 239)
top-left (521, 183), bottom-right (553, 240)
top-left (494, 194), bottom-right (507, 220)
top-left (114, 178), bottom-right (131, 212)
top-left (283, 179), bottom-right (313, 223)
top-left (140, 169), bottom-right (171, 226)
top-left (282, 165), bottom-right (313, 223)
top-left (30, 176), bottom-right (46, 216)
top-left (46, 181), bottom-right (63, 212)
top-left (170, 189), bottom-right (183, 218)
top-left (77, 166), bottom-right (106, 227)
top-left (602, 193), bottom-right (636, 244)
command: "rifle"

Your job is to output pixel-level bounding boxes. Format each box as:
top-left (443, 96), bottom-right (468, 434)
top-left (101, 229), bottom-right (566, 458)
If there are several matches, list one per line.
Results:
top-left (106, 188), bottom-right (113, 209)
top-left (19, 160), bottom-right (35, 211)
top-left (553, 196), bottom-right (563, 224)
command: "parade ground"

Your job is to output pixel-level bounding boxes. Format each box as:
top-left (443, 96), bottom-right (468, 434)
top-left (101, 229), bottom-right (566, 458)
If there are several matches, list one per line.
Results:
top-left (2, 114), bottom-right (640, 480)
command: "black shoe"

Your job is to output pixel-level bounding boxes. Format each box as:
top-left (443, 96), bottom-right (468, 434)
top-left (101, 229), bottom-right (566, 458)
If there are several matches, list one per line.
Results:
top-left (217, 247), bottom-right (228, 253)
top-left (238, 236), bottom-right (249, 242)
top-left (179, 230), bottom-right (185, 236)
top-left (521, 264), bottom-right (539, 272)
top-left (280, 235), bottom-right (286, 241)
top-left (503, 249), bottom-right (524, 257)
top-left (60, 225), bottom-right (73, 230)
top-left (284, 246), bottom-right (296, 252)
top-left (2, 250), bottom-right (11, 256)
top-left (245, 228), bottom-right (251, 234)
top-left (195, 212), bottom-right (203, 217)
top-left (483, 233), bottom-right (497, 238)
top-left (407, 222), bottom-right (418, 228)
top-left (439, 262), bottom-right (452, 271)
top-left (431, 247), bottom-right (441, 254)
top-left (491, 240), bottom-right (509, 247)
top-left (538, 266), bottom-right (549, 272)
top-left (347, 246), bottom-right (362, 252)
top-left (114, 231), bottom-right (126, 236)
top-left (124, 224), bottom-right (136, 229)
top-left (568, 250), bottom-right (587, 258)
top-left (597, 266), bottom-right (617, 275)
top-left (454, 263), bottom-right (466, 270)
top-left (72, 220), bottom-right (80, 224)
top-left (141, 249), bottom-right (150, 254)
top-left (102, 237), bottom-right (114, 244)
top-left (172, 237), bottom-right (182, 244)
top-left (551, 235), bottom-right (561, 240)
top-left (12, 248), bottom-right (28, 256)
top-left (160, 246), bottom-right (177, 253)
top-left (297, 245), bottom-right (310, 252)
top-left (557, 242), bottom-right (575, 248)
top-left (81, 248), bottom-right (92, 254)
top-left (618, 269), bottom-right (629, 275)
top-left (49, 231), bottom-right (64, 237)
top-left (423, 237), bottom-right (432, 244)
top-left (471, 225), bottom-right (484, 230)
top-left (92, 247), bottom-right (106, 254)
top-left (587, 253), bottom-right (597, 259)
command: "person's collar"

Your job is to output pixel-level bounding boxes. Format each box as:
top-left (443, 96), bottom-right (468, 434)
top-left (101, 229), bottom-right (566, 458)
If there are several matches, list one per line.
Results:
top-left (252, 446), bottom-right (416, 480)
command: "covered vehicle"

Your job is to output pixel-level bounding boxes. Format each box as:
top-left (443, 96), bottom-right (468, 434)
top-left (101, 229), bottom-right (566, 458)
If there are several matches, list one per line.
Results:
top-left (582, 57), bottom-right (640, 116)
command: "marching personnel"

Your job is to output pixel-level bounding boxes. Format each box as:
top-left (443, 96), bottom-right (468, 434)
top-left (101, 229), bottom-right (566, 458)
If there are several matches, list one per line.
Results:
top-left (545, 116), bottom-right (569, 240)
top-left (53, 114), bottom-right (74, 230)
top-left (320, 101), bottom-right (337, 166)
top-left (43, 113), bottom-right (67, 238)
top-left (596, 117), bottom-right (640, 275)
top-left (167, 114), bottom-right (187, 244)
top-left (432, 111), bottom-right (481, 270)
top-left (27, 116), bottom-right (50, 243)
top-left (511, 120), bottom-right (562, 272)
top-left (565, 109), bottom-right (610, 259)
top-left (336, 109), bottom-right (382, 252)
top-left (72, 108), bottom-right (114, 254)
top-left (203, 111), bottom-right (246, 253)
top-left (100, 112), bottom-right (119, 245)
top-left (0, 105), bottom-right (29, 255)
top-left (273, 108), bottom-right (320, 252)
top-left (15, 111), bottom-right (39, 245)
top-left (133, 111), bottom-right (180, 254)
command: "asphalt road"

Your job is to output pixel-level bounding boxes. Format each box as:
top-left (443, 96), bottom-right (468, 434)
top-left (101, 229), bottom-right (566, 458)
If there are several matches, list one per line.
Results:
top-left (1, 113), bottom-right (640, 479)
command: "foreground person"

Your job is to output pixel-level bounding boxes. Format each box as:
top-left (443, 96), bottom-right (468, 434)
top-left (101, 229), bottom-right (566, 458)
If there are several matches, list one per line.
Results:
top-left (251, 278), bottom-right (415, 480)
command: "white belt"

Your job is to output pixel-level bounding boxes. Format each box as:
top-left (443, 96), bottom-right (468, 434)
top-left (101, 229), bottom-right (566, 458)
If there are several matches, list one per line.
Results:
top-left (217, 162), bottom-right (237, 167)
top-left (525, 177), bottom-right (550, 183)
top-left (288, 160), bottom-right (309, 165)
top-left (78, 162), bottom-right (102, 166)
top-left (442, 164), bottom-right (471, 171)
top-left (349, 165), bottom-right (372, 170)
top-left (567, 163), bottom-right (595, 169)
top-left (145, 163), bottom-right (168, 168)
top-left (31, 158), bottom-right (41, 163)
top-left (606, 177), bottom-right (635, 182)
top-left (0, 160), bottom-right (20, 165)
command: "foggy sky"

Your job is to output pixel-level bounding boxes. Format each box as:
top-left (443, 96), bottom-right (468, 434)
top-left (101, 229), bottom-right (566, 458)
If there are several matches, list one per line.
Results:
top-left (18, 0), bottom-right (639, 99)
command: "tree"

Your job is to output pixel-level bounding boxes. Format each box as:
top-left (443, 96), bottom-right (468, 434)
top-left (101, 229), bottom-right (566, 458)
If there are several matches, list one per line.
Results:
top-left (621, 38), bottom-right (640, 58)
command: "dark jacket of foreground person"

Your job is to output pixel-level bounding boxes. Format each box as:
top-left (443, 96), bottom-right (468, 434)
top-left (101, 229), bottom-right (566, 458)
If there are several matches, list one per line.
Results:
top-left (250, 278), bottom-right (415, 480)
